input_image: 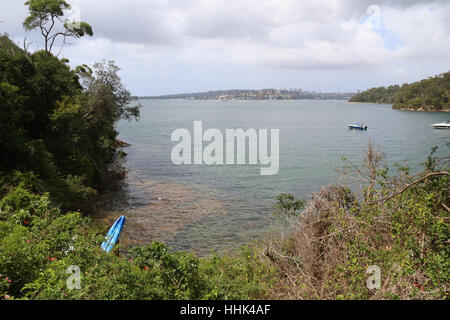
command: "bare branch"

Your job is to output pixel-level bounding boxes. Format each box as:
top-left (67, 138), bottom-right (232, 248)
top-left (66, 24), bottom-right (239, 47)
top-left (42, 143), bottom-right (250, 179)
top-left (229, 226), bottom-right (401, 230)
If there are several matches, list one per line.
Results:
top-left (443, 203), bottom-right (450, 213)
top-left (372, 172), bottom-right (449, 204)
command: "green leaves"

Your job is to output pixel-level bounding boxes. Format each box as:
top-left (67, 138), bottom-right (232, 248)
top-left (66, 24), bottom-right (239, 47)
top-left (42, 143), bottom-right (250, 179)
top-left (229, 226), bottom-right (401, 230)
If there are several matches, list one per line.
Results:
top-left (275, 194), bottom-right (306, 217)
top-left (351, 71), bottom-right (450, 111)
top-left (87, 60), bottom-right (141, 123)
top-left (64, 22), bottom-right (93, 37)
top-left (130, 243), bottom-right (202, 299)
top-left (23, 0), bottom-right (71, 30)
top-left (23, 0), bottom-right (93, 54)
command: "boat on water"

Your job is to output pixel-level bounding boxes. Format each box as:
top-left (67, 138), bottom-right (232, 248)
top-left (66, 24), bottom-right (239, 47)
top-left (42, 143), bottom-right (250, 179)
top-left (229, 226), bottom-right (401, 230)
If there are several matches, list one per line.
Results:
top-left (348, 123), bottom-right (368, 131)
top-left (432, 121), bottom-right (450, 129)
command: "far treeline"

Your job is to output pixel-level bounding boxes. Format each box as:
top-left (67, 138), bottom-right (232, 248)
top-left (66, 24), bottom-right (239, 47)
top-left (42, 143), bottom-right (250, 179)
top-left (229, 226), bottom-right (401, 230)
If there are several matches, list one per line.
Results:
top-left (350, 71), bottom-right (450, 112)
top-left (141, 89), bottom-right (354, 101)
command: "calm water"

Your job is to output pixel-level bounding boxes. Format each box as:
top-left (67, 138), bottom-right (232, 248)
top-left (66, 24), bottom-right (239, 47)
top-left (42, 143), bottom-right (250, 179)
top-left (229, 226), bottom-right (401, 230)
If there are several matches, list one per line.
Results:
top-left (115, 99), bottom-right (449, 255)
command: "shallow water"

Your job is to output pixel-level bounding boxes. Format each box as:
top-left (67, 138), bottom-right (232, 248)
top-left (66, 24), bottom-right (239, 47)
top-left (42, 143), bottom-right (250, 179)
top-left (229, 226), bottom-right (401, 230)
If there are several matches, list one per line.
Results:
top-left (113, 99), bottom-right (449, 255)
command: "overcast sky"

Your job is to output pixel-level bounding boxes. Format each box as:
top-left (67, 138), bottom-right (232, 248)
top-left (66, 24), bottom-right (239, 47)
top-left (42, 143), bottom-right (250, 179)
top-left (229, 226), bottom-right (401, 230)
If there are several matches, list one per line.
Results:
top-left (1, 0), bottom-right (450, 96)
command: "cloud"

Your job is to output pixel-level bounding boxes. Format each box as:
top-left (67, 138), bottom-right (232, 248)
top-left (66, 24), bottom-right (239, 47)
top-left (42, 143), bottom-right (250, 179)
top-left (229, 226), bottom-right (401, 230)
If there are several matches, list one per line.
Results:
top-left (66, 0), bottom-right (450, 70)
top-left (1, 0), bottom-right (449, 94)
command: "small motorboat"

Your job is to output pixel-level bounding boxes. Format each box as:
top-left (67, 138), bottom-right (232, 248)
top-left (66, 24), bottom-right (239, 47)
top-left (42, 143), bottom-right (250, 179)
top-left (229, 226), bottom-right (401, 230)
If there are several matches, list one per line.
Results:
top-left (348, 123), bottom-right (368, 131)
top-left (432, 121), bottom-right (450, 129)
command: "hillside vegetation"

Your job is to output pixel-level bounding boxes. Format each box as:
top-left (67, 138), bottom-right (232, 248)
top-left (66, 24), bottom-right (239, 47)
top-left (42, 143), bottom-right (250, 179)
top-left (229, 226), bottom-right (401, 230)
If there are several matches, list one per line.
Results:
top-left (350, 71), bottom-right (450, 112)
top-left (0, 33), bottom-right (270, 300)
top-left (265, 145), bottom-right (448, 299)
top-left (0, 34), bottom-right (141, 211)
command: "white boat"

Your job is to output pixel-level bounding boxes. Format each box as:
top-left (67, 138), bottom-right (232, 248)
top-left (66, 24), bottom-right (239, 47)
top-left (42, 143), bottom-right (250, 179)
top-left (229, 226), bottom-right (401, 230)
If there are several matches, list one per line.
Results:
top-left (432, 121), bottom-right (450, 129)
top-left (348, 123), bottom-right (368, 131)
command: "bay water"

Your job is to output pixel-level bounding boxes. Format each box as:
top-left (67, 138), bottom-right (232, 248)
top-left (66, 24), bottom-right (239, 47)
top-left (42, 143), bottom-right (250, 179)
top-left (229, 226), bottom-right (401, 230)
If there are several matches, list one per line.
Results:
top-left (115, 99), bottom-right (449, 255)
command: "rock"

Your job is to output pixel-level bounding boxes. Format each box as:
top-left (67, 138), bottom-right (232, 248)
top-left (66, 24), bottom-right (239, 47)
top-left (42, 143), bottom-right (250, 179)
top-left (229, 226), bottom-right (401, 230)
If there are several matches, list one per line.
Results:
top-left (115, 139), bottom-right (131, 148)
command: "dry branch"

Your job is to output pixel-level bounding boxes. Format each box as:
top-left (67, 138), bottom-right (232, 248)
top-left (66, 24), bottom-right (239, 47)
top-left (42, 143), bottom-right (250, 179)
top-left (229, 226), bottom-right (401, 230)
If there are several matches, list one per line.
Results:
top-left (372, 172), bottom-right (449, 204)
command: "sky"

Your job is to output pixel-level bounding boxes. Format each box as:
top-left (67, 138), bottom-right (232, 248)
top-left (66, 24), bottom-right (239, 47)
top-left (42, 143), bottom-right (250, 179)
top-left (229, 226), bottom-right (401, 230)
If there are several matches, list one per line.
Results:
top-left (1, 0), bottom-right (450, 96)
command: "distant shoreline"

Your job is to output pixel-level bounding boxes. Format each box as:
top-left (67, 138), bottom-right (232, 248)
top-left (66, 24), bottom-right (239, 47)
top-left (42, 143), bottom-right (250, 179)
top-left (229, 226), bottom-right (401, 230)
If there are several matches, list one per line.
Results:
top-left (393, 107), bottom-right (450, 113)
top-left (134, 89), bottom-right (355, 101)
top-left (136, 97), bottom-right (352, 102)
top-left (347, 101), bottom-right (391, 105)
top-left (349, 101), bottom-right (450, 112)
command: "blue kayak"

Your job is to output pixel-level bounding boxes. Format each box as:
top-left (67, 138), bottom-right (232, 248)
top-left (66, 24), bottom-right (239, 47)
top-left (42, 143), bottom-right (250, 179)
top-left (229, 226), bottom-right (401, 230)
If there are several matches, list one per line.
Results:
top-left (101, 215), bottom-right (125, 253)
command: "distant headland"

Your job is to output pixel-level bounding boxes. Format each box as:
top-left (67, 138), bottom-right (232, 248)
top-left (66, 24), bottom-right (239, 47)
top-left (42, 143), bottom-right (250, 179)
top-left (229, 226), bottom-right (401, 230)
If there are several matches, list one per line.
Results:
top-left (349, 71), bottom-right (450, 112)
top-left (136, 89), bottom-right (355, 101)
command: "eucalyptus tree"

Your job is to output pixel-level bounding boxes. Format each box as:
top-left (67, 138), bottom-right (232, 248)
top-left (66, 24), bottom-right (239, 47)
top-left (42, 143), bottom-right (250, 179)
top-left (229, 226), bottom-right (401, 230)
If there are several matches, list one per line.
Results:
top-left (23, 0), bottom-right (93, 54)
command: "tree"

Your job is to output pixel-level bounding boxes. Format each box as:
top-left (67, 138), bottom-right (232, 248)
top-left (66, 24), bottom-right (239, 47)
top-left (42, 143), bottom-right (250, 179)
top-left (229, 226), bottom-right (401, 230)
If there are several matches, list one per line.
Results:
top-left (350, 71), bottom-right (450, 111)
top-left (83, 60), bottom-right (141, 124)
top-left (0, 35), bottom-right (36, 169)
top-left (23, 0), bottom-right (93, 54)
top-left (0, 35), bottom-right (140, 206)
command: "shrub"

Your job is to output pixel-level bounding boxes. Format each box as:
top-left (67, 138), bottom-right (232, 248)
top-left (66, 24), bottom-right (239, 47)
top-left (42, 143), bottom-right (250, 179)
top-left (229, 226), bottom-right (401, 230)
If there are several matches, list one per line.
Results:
top-left (262, 145), bottom-right (449, 300)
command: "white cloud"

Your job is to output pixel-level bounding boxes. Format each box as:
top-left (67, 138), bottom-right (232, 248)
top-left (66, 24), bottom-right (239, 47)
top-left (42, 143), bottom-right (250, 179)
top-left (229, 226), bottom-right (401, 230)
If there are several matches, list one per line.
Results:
top-left (1, 0), bottom-right (449, 94)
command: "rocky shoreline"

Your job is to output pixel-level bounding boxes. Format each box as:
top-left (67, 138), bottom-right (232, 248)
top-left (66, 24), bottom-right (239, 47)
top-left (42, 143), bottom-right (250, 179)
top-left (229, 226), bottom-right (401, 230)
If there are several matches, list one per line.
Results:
top-left (348, 101), bottom-right (449, 112)
top-left (392, 106), bottom-right (450, 112)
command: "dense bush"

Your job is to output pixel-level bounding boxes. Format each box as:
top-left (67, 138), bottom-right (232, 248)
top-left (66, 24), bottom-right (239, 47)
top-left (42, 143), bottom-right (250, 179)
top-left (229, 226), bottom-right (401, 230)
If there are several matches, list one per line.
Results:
top-left (0, 27), bottom-right (270, 301)
top-left (0, 184), bottom-right (270, 300)
top-left (0, 186), bottom-right (86, 296)
top-left (349, 85), bottom-right (401, 104)
top-left (263, 145), bottom-right (449, 299)
top-left (0, 34), bottom-right (140, 211)
top-left (0, 6), bottom-right (272, 301)
top-left (350, 71), bottom-right (450, 111)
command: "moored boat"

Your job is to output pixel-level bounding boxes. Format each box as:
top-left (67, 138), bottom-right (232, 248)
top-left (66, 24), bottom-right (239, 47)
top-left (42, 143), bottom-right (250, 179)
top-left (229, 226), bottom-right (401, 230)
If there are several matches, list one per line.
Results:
top-left (432, 121), bottom-right (450, 129)
top-left (348, 123), bottom-right (368, 130)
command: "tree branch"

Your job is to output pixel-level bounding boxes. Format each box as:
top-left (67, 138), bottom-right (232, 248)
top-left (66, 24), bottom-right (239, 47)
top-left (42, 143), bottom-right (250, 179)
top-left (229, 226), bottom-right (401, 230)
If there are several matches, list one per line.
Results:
top-left (49, 30), bottom-right (74, 53)
top-left (372, 172), bottom-right (449, 204)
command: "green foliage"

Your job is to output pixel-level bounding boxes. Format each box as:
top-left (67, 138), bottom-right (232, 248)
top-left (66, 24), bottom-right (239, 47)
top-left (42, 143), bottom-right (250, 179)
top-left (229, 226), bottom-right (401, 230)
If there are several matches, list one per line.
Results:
top-left (85, 60), bottom-right (142, 123)
top-left (64, 22), bottom-right (93, 38)
top-left (264, 147), bottom-right (449, 300)
top-left (0, 186), bottom-right (270, 300)
top-left (23, 0), bottom-right (93, 53)
top-left (275, 194), bottom-right (306, 217)
top-left (350, 85), bottom-right (401, 104)
top-left (0, 35), bottom-right (140, 211)
top-left (199, 247), bottom-right (273, 300)
top-left (129, 243), bottom-right (202, 299)
top-left (350, 71), bottom-right (450, 111)
top-left (0, 36), bottom-right (35, 169)
top-left (0, 186), bottom-right (87, 297)
top-left (23, 0), bottom-right (71, 29)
